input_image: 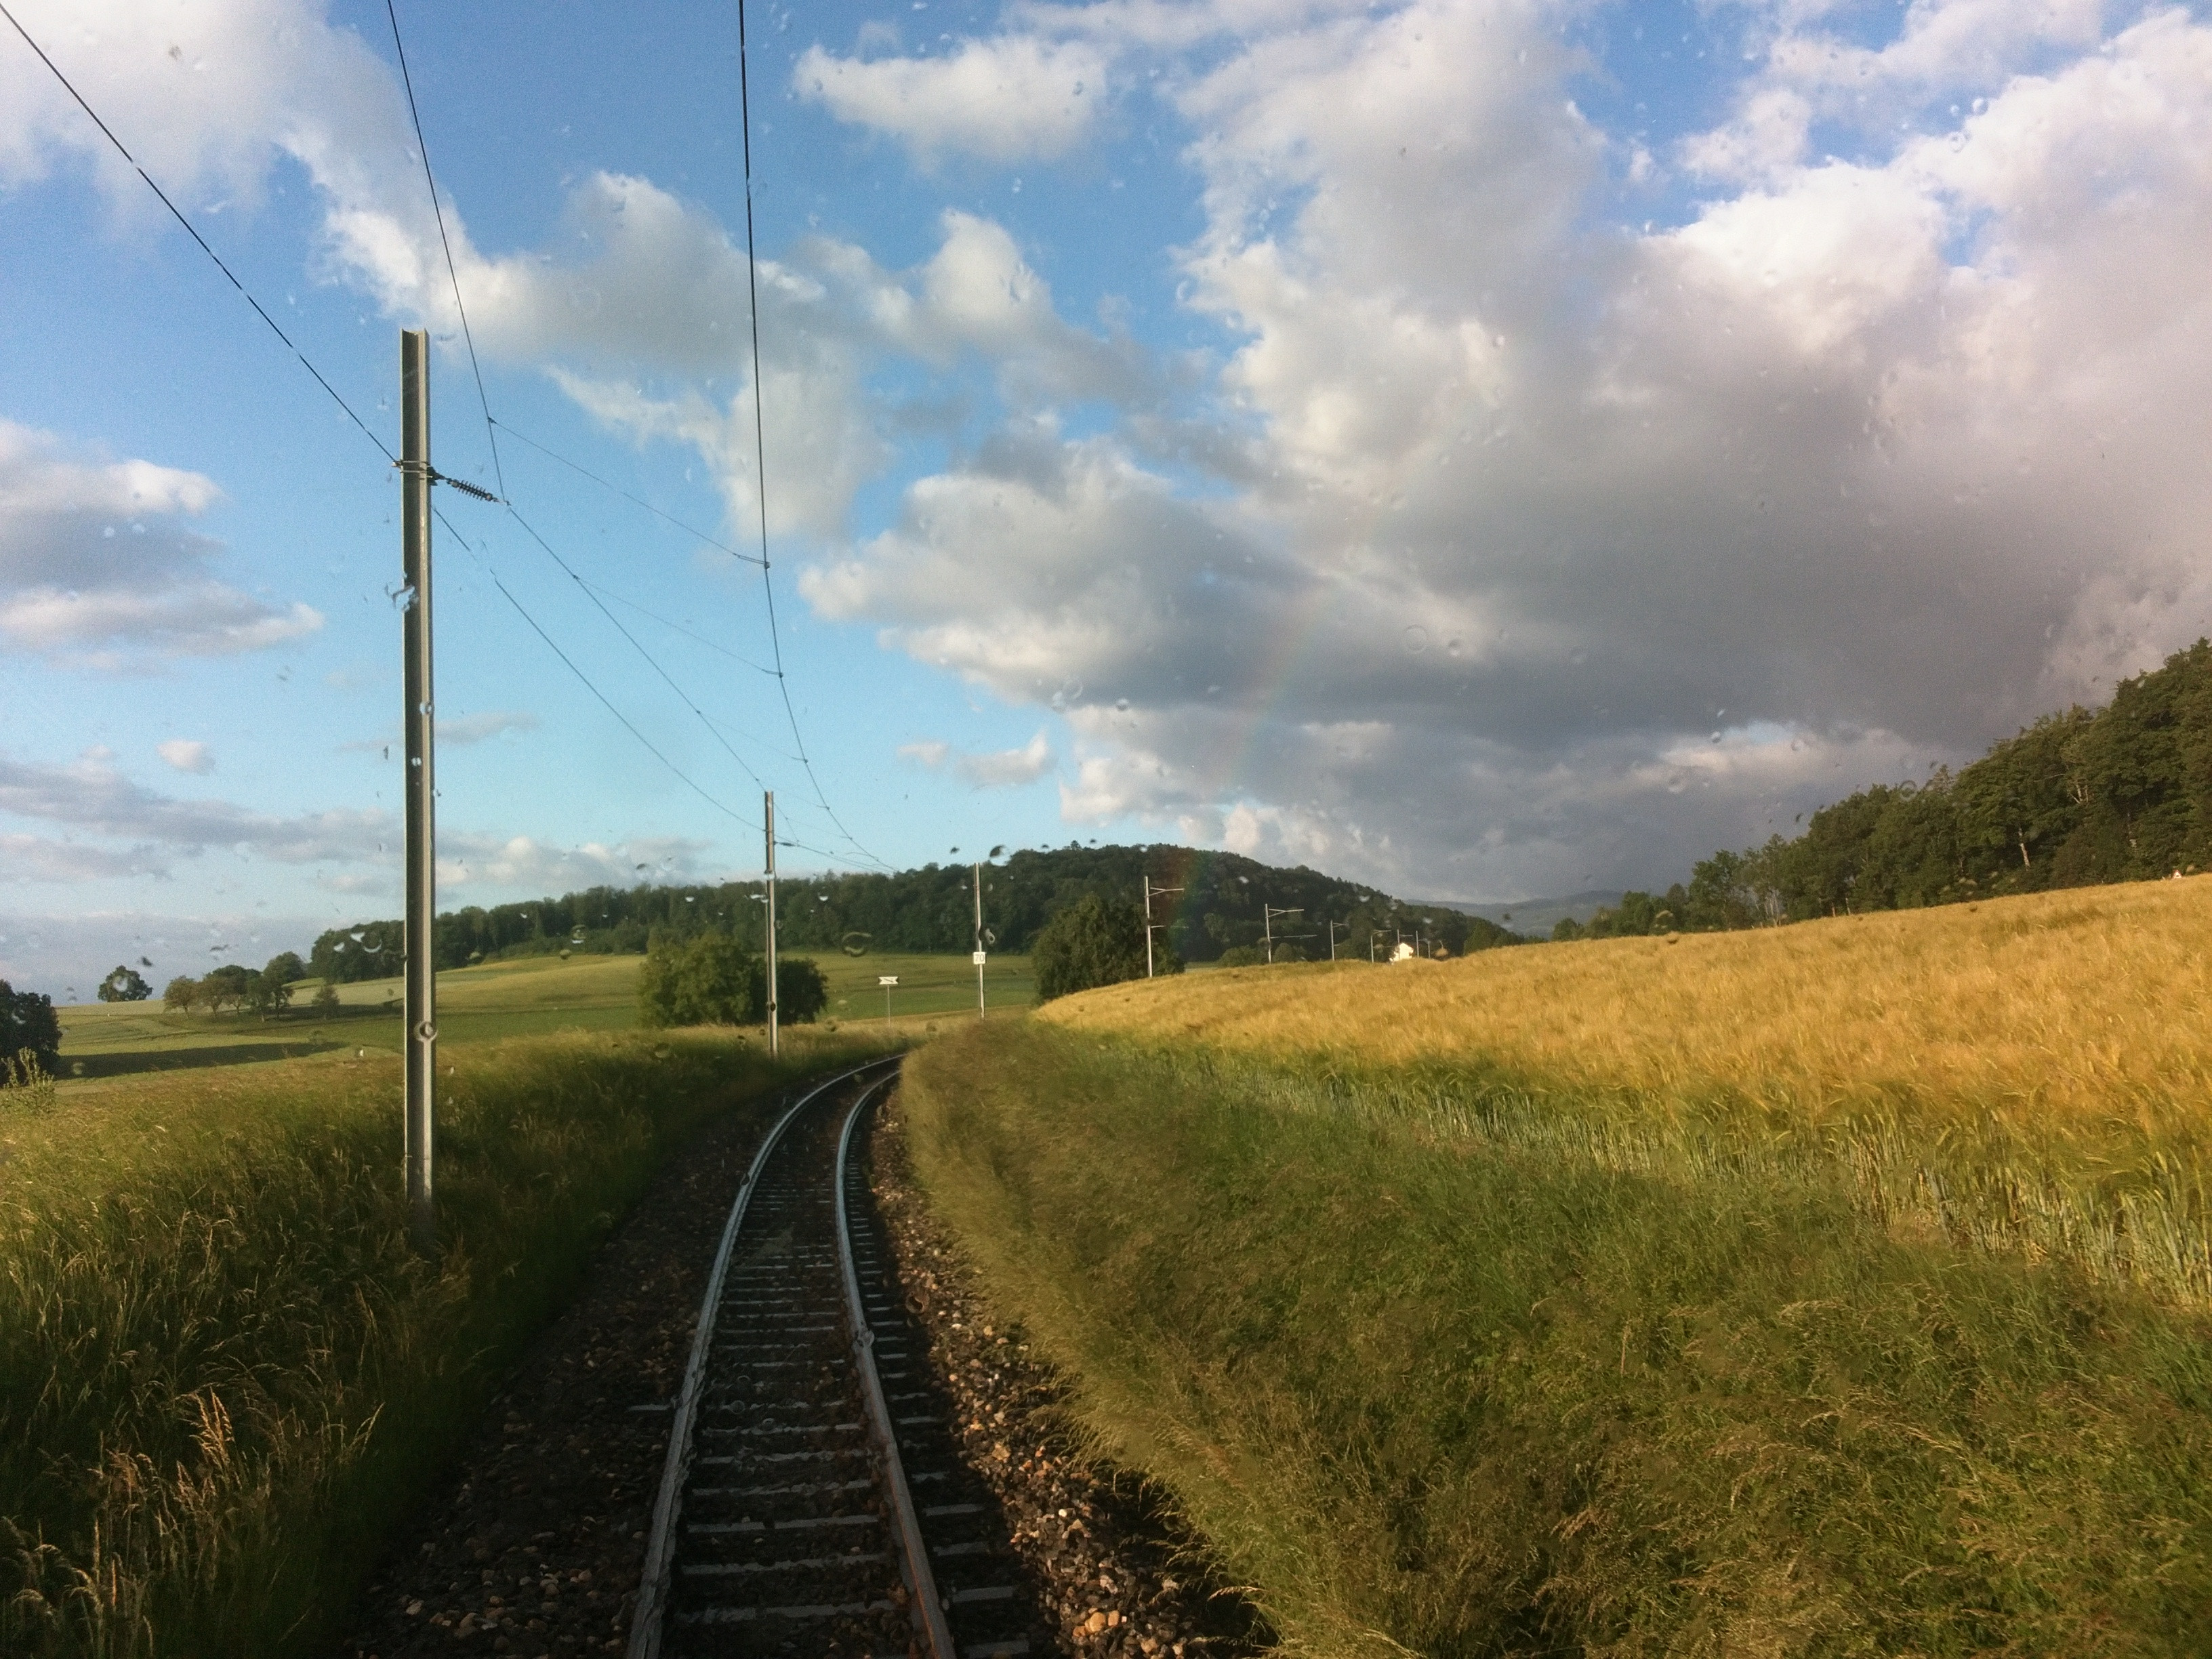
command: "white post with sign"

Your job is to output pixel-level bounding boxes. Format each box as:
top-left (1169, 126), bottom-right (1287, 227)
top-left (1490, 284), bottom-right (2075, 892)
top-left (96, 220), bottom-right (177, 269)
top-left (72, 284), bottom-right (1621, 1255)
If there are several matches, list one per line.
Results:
top-left (878, 974), bottom-right (897, 1023)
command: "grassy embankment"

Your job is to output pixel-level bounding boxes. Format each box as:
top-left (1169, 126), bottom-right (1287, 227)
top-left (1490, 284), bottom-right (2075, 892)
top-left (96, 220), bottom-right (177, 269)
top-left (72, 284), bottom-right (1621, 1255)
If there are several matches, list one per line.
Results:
top-left (0, 1023), bottom-right (896, 1659)
top-left (903, 879), bottom-right (2212, 1656)
top-left (54, 949), bottom-right (1032, 1080)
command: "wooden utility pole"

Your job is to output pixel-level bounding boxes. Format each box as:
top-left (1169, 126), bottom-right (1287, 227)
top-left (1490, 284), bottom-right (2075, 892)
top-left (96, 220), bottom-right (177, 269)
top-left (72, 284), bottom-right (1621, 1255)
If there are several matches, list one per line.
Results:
top-left (400, 328), bottom-right (436, 1254)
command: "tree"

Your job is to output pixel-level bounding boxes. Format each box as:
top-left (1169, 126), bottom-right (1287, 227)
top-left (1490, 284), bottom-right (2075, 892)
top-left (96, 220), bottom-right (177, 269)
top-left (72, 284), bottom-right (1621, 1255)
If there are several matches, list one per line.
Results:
top-left (163, 975), bottom-right (201, 1012)
top-left (310, 981), bottom-right (342, 1014)
top-left (0, 979), bottom-right (62, 1071)
top-left (200, 964), bottom-right (258, 1015)
top-left (1033, 894), bottom-right (1153, 1000)
top-left (98, 964), bottom-right (152, 1003)
top-left (244, 969), bottom-right (294, 1018)
top-left (263, 950), bottom-right (306, 984)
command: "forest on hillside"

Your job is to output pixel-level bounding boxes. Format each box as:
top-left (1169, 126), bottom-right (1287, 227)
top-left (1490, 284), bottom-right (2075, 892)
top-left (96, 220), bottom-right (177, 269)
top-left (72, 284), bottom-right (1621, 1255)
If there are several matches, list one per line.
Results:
top-left (309, 844), bottom-right (1521, 981)
top-left (1563, 638), bottom-right (2212, 939)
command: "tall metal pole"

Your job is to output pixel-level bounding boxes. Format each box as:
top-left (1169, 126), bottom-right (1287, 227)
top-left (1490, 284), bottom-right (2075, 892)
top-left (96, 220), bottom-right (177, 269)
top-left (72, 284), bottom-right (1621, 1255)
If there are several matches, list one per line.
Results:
top-left (1264, 905), bottom-right (1273, 966)
top-left (973, 861), bottom-right (986, 1018)
top-left (400, 328), bottom-right (436, 1256)
top-left (764, 791), bottom-right (779, 1056)
top-left (1143, 875), bottom-right (1153, 979)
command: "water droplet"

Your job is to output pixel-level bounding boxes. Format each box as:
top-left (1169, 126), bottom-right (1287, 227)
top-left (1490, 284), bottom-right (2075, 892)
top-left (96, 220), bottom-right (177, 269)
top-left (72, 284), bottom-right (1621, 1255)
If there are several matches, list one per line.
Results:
top-left (1115, 697), bottom-right (1130, 712)
top-left (1404, 626), bottom-right (1428, 654)
top-left (1446, 638), bottom-right (1462, 657)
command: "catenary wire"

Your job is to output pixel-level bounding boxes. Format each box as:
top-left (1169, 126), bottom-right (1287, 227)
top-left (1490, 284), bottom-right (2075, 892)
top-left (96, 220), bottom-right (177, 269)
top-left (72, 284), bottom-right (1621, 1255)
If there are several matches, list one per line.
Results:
top-left (383, 0), bottom-right (863, 858)
top-left (0, 1), bottom-right (393, 462)
top-left (733, 0), bottom-right (888, 873)
top-left (437, 506), bottom-right (842, 861)
top-left (494, 418), bottom-right (764, 566)
top-left (384, 0), bottom-right (506, 500)
top-left (5, 0), bottom-right (851, 870)
top-left (579, 580), bottom-right (779, 678)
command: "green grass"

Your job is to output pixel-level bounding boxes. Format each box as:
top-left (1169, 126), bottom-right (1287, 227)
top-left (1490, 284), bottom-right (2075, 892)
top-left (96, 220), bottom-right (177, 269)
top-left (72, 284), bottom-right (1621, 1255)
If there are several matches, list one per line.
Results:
top-left (902, 1021), bottom-right (2212, 1659)
top-left (54, 950), bottom-right (1030, 1082)
top-left (0, 1024), bottom-right (895, 1658)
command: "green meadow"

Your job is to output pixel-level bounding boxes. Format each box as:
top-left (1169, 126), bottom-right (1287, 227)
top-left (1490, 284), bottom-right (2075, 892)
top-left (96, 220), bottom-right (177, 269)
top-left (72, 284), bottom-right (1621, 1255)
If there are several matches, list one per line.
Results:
top-left (53, 947), bottom-right (1033, 1082)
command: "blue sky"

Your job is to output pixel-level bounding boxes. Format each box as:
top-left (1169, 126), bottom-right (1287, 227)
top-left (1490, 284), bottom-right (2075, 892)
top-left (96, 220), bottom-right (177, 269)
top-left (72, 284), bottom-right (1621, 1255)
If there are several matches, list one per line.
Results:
top-left (5, 0), bottom-right (2211, 996)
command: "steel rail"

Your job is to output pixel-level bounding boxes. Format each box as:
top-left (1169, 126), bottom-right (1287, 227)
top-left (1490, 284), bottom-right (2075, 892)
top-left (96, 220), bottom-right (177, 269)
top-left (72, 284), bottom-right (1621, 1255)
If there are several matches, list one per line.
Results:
top-left (835, 1082), bottom-right (958, 1659)
top-left (628, 1055), bottom-right (901, 1659)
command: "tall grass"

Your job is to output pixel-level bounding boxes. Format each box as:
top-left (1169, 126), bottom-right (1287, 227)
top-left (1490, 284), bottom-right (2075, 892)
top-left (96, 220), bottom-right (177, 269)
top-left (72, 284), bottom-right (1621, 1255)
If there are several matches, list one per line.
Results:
top-left (902, 890), bottom-right (2212, 1656)
top-left (0, 1027), bottom-right (888, 1658)
top-left (1050, 878), bottom-right (2212, 1141)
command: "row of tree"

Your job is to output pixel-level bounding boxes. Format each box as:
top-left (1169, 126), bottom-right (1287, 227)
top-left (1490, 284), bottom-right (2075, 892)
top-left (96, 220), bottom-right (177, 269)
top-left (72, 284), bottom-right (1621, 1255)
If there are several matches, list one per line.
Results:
top-left (310, 845), bottom-right (1527, 981)
top-left (161, 952), bottom-right (317, 1017)
top-left (1560, 638), bottom-right (2212, 939)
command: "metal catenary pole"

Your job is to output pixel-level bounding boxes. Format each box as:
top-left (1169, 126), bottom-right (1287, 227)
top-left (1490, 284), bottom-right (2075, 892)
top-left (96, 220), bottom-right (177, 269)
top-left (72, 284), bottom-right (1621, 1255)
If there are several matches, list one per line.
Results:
top-left (1143, 874), bottom-right (1153, 979)
top-left (972, 861), bottom-right (987, 1017)
top-left (399, 327), bottom-right (436, 1256)
top-left (764, 791), bottom-right (779, 1056)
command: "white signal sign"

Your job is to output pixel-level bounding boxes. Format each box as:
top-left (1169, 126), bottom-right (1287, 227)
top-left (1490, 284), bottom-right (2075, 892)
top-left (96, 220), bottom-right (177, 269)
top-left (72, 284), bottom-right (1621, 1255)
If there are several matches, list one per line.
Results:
top-left (878, 975), bottom-right (899, 987)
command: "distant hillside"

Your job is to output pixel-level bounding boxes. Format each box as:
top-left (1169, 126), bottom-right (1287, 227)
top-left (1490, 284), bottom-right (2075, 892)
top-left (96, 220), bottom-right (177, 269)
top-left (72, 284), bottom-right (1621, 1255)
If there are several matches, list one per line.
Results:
top-left (1565, 637), bottom-right (2212, 939)
top-left (310, 845), bottom-right (1525, 982)
top-left (1427, 892), bottom-right (1621, 937)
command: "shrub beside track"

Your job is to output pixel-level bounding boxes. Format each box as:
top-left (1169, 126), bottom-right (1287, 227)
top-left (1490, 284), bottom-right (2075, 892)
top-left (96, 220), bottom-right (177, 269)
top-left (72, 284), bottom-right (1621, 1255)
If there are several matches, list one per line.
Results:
top-left (0, 1027), bottom-right (892, 1658)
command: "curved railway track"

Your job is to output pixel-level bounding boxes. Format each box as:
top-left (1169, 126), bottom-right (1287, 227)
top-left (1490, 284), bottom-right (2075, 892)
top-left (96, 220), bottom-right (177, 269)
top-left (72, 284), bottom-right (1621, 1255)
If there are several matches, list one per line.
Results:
top-left (628, 1057), bottom-right (1042, 1659)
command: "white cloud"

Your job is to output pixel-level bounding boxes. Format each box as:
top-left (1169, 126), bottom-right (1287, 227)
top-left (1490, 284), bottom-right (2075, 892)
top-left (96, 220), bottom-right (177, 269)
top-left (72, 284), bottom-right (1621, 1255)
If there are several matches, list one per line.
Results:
top-left (435, 711), bottom-right (537, 746)
top-left (156, 739), bottom-right (212, 774)
top-left (436, 833), bottom-right (710, 893)
top-left (794, 35), bottom-right (1108, 165)
top-left (0, 419), bottom-right (321, 666)
top-left (897, 739), bottom-right (951, 769)
top-left (805, 0), bottom-right (2212, 897)
top-left (0, 750), bottom-right (387, 871)
top-left (956, 731), bottom-right (1057, 788)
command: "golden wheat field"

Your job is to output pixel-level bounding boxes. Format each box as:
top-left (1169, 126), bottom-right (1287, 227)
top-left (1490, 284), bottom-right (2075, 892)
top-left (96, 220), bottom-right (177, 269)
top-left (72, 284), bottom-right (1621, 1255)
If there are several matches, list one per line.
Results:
top-left (1048, 877), bottom-right (2212, 1136)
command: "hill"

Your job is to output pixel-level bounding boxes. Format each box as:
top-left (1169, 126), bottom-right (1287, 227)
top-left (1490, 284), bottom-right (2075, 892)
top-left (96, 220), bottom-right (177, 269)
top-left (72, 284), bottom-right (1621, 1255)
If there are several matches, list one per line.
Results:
top-left (309, 845), bottom-right (1525, 982)
top-left (1576, 637), bottom-right (2212, 939)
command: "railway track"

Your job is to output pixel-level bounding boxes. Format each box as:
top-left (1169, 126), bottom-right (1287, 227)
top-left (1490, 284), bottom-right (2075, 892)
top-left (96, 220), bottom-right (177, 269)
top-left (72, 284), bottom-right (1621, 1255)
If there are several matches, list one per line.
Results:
top-left (628, 1057), bottom-right (1043, 1659)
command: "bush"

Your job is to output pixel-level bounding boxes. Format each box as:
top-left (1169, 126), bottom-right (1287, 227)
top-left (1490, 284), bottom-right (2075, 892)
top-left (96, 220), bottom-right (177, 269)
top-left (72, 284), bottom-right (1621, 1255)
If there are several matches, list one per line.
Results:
top-left (163, 976), bottom-right (201, 1013)
top-left (310, 983), bottom-right (342, 1014)
top-left (638, 931), bottom-right (756, 1027)
top-left (1033, 894), bottom-right (1159, 1000)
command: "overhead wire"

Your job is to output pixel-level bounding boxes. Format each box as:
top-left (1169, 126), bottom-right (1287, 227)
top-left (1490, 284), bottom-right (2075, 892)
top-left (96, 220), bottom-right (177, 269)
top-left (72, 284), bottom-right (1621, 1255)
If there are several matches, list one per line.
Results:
top-left (3, 2), bottom-right (800, 853)
top-left (493, 417), bottom-right (763, 566)
top-left (384, 0), bottom-right (505, 500)
top-left (733, 0), bottom-right (890, 873)
top-left (0, 0), bottom-right (393, 462)
top-left (383, 0), bottom-right (872, 859)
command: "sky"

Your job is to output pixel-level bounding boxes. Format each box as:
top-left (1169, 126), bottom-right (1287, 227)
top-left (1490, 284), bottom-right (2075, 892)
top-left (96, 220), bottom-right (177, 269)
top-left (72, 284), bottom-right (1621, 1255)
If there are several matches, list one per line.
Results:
top-left (3, 0), bottom-right (2210, 998)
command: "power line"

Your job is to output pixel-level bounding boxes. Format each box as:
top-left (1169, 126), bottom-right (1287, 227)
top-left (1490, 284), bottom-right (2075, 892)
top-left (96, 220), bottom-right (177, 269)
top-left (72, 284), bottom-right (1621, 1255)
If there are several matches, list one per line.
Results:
top-left (383, 3), bottom-right (869, 867)
top-left (494, 417), bottom-right (763, 566)
top-left (734, 0), bottom-right (886, 874)
top-left (384, 0), bottom-right (505, 500)
top-left (579, 579), bottom-right (779, 679)
top-left (436, 506), bottom-right (840, 863)
top-left (9, 0), bottom-right (866, 874)
top-left (0, 1), bottom-right (393, 462)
